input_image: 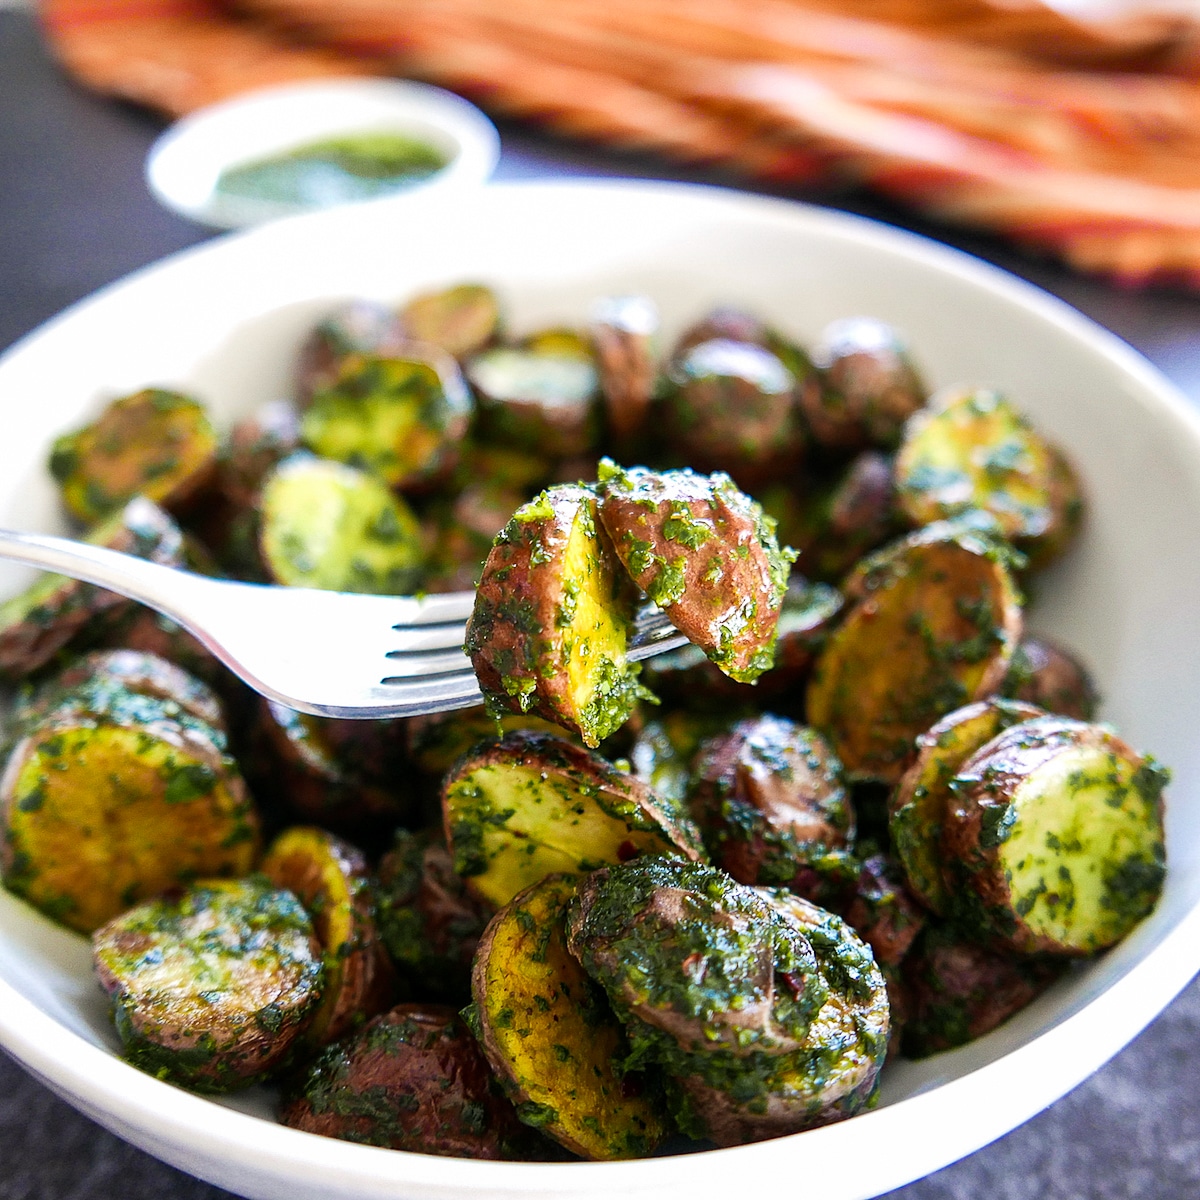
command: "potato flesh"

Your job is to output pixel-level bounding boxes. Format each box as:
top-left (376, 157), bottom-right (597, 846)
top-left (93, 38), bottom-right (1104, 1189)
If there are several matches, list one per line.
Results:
top-left (51, 389), bottom-right (217, 524)
top-left (890, 699), bottom-right (1042, 915)
top-left (92, 880), bottom-right (322, 1090)
top-left (998, 745), bottom-right (1164, 953)
top-left (260, 826), bottom-right (392, 1043)
top-left (300, 355), bottom-right (469, 490)
top-left (2, 723), bottom-right (256, 933)
top-left (561, 509), bottom-right (627, 732)
top-left (259, 456), bottom-right (423, 593)
top-left (473, 875), bottom-right (668, 1159)
top-left (445, 761), bottom-right (688, 908)
top-left (896, 390), bottom-right (1068, 547)
top-left (806, 530), bottom-right (1021, 782)
top-left (468, 487), bottom-right (640, 747)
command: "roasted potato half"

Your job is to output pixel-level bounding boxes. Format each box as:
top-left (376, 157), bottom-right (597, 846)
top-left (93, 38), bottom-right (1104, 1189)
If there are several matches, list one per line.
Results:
top-left (50, 387), bottom-right (218, 524)
top-left (672, 307), bottom-right (769, 359)
top-left (690, 714), bottom-right (854, 890)
top-left (806, 514), bottom-right (1023, 783)
top-left (468, 345), bottom-right (599, 460)
top-left (805, 317), bottom-right (926, 453)
top-left (399, 283), bottom-right (501, 360)
top-left (597, 461), bottom-right (795, 683)
top-left (27, 647), bottom-right (227, 729)
top-left (840, 854), bottom-right (926, 969)
top-left (254, 700), bottom-right (414, 827)
top-left (942, 716), bottom-right (1168, 955)
top-left (662, 337), bottom-right (804, 487)
top-left (638, 575), bottom-right (839, 710)
top-left (258, 454), bottom-right (424, 594)
top-left (281, 1003), bottom-right (531, 1157)
top-left (901, 923), bottom-right (1065, 1058)
top-left (889, 698), bottom-right (1044, 916)
top-left (300, 350), bottom-right (472, 492)
top-left (294, 299), bottom-right (410, 406)
top-left (470, 873), bottom-right (670, 1159)
top-left (466, 483), bottom-right (644, 747)
top-left (441, 731), bottom-right (704, 908)
top-left (93, 878), bottom-right (323, 1091)
top-left (1, 652), bottom-right (258, 933)
top-left (787, 451), bottom-right (900, 584)
top-left (1002, 635), bottom-right (1100, 720)
top-left (260, 826), bottom-right (395, 1044)
top-left (589, 294), bottom-right (659, 452)
top-left (894, 386), bottom-right (1083, 570)
top-left (568, 858), bottom-right (888, 1145)
top-left (375, 827), bottom-right (495, 1005)
top-left (0, 497), bottom-right (184, 681)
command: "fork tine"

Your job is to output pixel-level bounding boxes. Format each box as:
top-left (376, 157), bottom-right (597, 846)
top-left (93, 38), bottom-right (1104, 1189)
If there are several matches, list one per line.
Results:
top-left (387, 623), bottom-right (470, 654)
top-left (378, 667), bottom-right (482, 707)
top-left (394, 592), bottom-right (475, 628)
top-left (382, 647), bottom-right (472, 676)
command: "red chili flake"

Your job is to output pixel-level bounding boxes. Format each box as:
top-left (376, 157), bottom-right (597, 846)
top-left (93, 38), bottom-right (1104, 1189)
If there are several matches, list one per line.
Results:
top-left (617, 840), bottom-right (638, 862)
top-left (779, 969), bottom-right (808, 1000)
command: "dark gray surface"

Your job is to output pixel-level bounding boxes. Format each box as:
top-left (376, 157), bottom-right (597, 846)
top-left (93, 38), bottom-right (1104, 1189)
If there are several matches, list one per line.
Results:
top-left (2, 9), bottom-right (1200, 1197)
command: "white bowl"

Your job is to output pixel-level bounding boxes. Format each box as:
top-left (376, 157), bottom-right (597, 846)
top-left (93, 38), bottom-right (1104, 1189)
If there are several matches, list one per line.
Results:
top-left (2, 180), bottom-right (1200, 1200)
top-left (145, 78), bottom-right (500, 229)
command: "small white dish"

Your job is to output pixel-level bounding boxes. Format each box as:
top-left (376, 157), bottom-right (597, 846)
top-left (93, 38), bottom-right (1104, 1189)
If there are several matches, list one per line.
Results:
top-left (145, 77), bottom-right (500, 229)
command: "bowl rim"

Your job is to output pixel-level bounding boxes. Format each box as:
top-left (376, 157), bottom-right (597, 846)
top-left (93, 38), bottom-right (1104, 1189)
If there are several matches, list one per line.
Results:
top-left (2, 177), bottom-right (1200, 1200)
top-left (144, 76), bottom-right (501, 230)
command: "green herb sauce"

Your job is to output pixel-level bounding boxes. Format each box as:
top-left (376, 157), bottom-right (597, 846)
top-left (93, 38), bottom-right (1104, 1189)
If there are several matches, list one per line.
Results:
top-left (216, 132), bottom-right (448, 208)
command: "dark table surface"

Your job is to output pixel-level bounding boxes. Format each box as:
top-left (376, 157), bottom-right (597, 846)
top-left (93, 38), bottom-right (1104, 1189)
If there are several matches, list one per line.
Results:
top-left (2, 9), bottom-right (1200, 1198)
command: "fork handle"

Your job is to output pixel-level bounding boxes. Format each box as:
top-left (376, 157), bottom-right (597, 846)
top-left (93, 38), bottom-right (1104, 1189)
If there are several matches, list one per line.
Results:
top-left (0, 525), bottom-right (214, 628)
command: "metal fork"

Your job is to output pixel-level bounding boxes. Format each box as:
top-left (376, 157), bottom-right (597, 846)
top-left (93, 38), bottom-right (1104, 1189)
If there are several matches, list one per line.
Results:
top-left (0, 527), bottom-right (689, 719)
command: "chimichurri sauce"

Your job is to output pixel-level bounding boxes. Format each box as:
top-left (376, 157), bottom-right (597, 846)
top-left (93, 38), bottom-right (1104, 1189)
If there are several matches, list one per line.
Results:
top-left (215, 131), bottom-right (448, 207)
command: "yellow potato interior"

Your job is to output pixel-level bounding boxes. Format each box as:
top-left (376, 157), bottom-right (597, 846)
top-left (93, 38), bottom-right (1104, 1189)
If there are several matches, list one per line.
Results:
top-left (476, 875), bottom-right (668, 1159)
top-left (4, 725), bottom-right (257, 933)
top-left (445, 762), bottom-right (680, 908)
top-left (999, 745), bottom-right (1165, 953)
top-left (561, 510), bottom-right (628, 731)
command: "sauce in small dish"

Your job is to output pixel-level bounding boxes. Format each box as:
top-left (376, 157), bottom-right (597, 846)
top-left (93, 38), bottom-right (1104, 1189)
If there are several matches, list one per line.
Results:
top-left (146, 78), bottom-right (499, 229)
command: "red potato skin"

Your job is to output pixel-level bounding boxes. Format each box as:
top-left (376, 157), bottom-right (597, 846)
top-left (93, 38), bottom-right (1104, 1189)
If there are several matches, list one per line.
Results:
top-left (1004, 636), bottom-right (1099, 720)
top-left (639, 577), bottom-right (843, 709)
top-left (663, 338), bottom-right (806, 489)
top-left (900, 926), bottom-right (1065, 1058)
top-left (805, 319), bottom-right (926, 452)
top-left (888, 698), bottom-right (1045, 916)
top-left (841, 855), bottom-right (926, 969)
top-left (672, 308), bottom-right (770, 359)
top-left (797, 452), bottom-right (901, 584)
top-left (376, 831), bottom-right (495, 1004)
top-left (598, 466), bottom-right (791, 683)
top-left (466, 485), bottom-right (633, 743)
top-left (940, 716), bottom-right (1162, 955)
top-left (42, 647), bottom-right (226, 730)
top-left (279, 1005), bottom-right (528, 1158)
top-left (465, 486), bottom-right (576, 719)
top-left (260, 828), bottom-right (396, 1044)
top-left (254, 698), bottom-right (414, 828)
top-left (690, 715), bottom-right (853, 888)
top-left (590, 296), bottom-right (659, 450)
top-left (0, 498), bottom-right (185, 681)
